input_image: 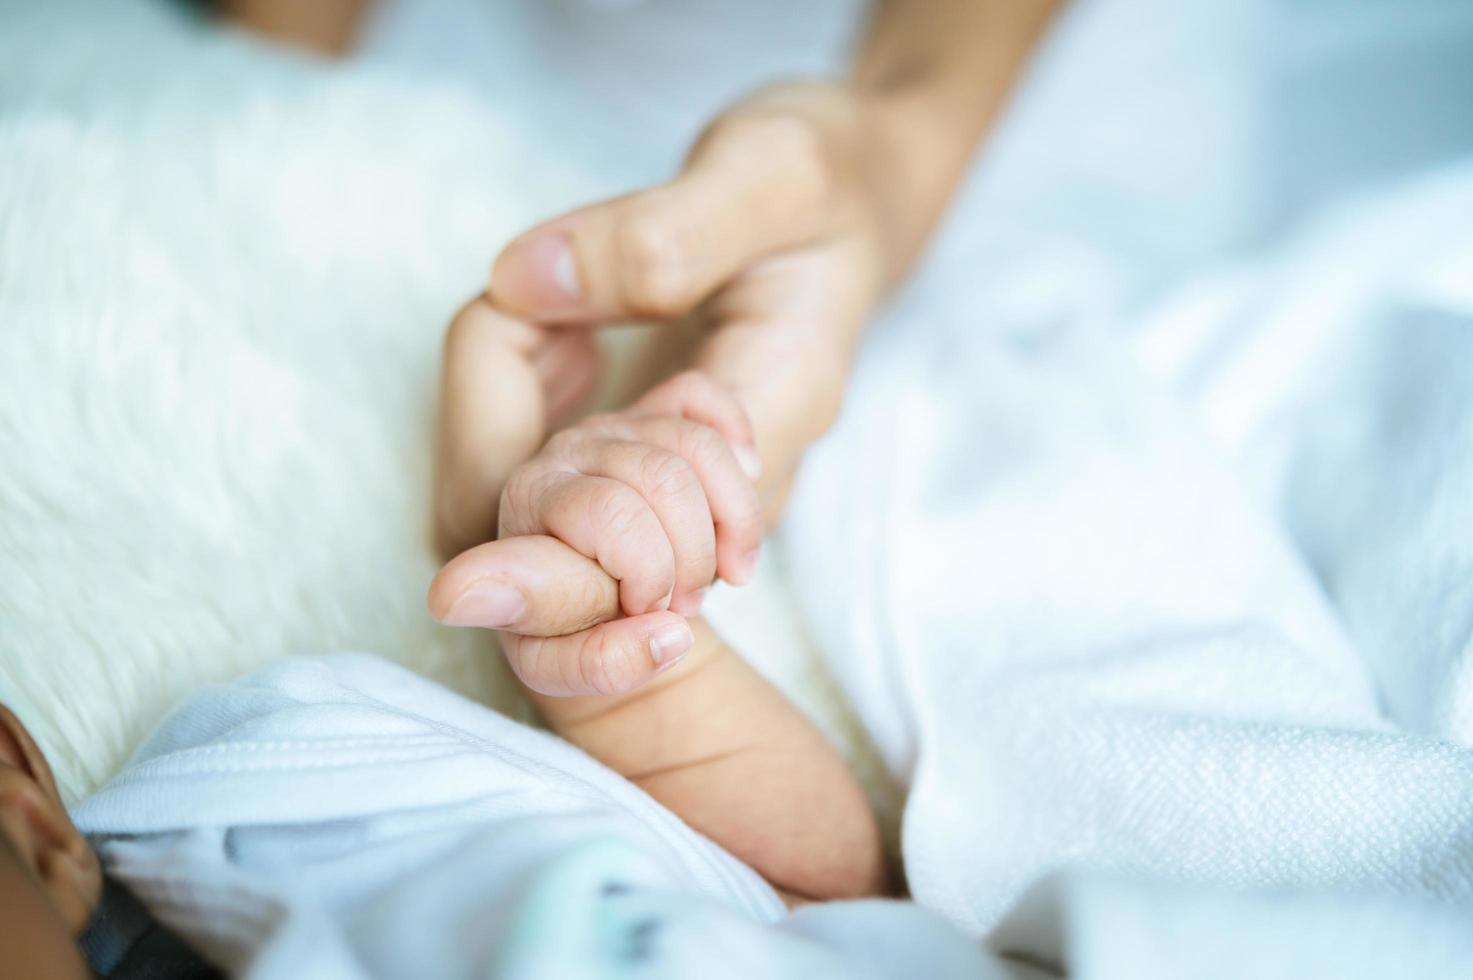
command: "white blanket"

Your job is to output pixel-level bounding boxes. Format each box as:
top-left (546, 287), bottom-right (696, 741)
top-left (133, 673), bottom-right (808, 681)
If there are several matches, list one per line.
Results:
top-left (784, 150), bottom-right (1473, 974)
top-left (74, 653), bottom-right (999, 980)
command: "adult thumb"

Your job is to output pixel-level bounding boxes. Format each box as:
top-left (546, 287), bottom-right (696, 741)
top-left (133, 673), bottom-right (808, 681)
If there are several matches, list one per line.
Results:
top-left (488, 114), bottom-right (829, 324)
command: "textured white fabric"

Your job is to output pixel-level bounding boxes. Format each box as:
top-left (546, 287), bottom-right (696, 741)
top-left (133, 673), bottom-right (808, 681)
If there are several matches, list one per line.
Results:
top-left (784, 137), bottom-right (1473, 977)
top-left (74, 653), bottom-right (999, 980)
top-left (776, 0), bottom-right (1473, 968)
top-left (993, 873), bottom-right (1473, 980)
top-left (1132, 165), bottom-right (1473, 749)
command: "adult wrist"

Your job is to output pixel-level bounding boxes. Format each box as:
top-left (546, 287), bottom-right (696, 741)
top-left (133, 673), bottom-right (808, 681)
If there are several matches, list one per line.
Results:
top-left (852, 82), bottom-right (978, 286)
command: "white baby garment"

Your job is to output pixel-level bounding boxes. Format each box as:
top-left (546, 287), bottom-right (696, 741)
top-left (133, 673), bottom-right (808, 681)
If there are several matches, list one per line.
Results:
top-left (73, 653), bottom-right (1000, 980)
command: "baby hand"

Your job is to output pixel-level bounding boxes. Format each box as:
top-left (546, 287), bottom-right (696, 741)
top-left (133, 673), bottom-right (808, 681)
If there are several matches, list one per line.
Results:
top-left (503, 370), bottom-right (763, 614)
top-left (429, 372), bottom-right (763, 696)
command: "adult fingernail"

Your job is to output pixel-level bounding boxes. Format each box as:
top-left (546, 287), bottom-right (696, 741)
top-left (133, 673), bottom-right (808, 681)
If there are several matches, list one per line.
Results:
top-left (440, 583), bottom-right (525, 628)
top-left (491, 233), bottom-right (582, 313)
top-left (670, 587), bottom-right (708, 616)
top-left (734, 445), bottom-right (763, 481)
top-left (649, 623), bottom-right (693, 667)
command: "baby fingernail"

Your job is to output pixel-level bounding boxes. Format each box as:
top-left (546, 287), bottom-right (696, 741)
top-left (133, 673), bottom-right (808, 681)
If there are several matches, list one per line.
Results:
top-left (441, 583), bottom-right (525, 628)
top-left (649, 623), bottom-right (693, 667)
top-left (734, 445), bottom-right (763, 481)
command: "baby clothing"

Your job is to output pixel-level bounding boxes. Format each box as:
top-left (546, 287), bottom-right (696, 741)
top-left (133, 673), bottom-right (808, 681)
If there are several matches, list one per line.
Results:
top-left (81, 875), bottom-right (223, 980)
top-left (73, 653), bottom-right (996, 980)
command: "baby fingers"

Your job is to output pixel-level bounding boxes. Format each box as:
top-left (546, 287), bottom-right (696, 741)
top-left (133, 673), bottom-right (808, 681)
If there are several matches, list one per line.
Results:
top-left (500, 466), bottom-right (678, 617)
top-left (630, 370), bottom-right (761, 480)
top-left (552, 427), bottom-right (738, 613)
top-left (586, 414), bottom-right (763, 589)
top-left (494, 369), bottom-right (763, 627)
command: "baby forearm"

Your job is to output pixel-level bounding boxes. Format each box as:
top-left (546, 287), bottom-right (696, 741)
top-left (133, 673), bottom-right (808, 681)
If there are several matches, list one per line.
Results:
top-left (525, 619), bottom-right (888, 902)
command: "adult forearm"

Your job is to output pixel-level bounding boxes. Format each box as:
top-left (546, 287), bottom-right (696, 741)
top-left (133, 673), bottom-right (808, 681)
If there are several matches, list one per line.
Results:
top-left (854, 0), bottom-right (1065, 282)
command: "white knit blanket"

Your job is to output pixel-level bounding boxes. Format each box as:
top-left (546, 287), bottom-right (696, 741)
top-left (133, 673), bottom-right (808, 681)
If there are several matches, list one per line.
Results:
top-left (786, 140), bottom-right (1473, 978)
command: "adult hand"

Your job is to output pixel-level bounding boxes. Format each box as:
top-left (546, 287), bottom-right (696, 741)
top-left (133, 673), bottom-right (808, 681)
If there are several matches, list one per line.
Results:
top-left (440, 81), bottom-right (900, 559)
top-left (434, 1), bottom-right (1062, 701)
top-left (430, 372), bottom-right (762, 696)
top-left (434, 296), bottom-right (602, 559)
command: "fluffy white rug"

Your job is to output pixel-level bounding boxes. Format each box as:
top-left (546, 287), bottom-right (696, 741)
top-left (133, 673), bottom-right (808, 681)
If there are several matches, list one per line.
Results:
top-left (0, 0), bottom-right (882, 813)
top-left (0, 0), bottom-right (588, 801)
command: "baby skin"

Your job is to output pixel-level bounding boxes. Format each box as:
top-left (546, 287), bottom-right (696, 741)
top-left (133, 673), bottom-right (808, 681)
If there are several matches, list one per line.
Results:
top-left (429, 306), bottom-right (887, 903)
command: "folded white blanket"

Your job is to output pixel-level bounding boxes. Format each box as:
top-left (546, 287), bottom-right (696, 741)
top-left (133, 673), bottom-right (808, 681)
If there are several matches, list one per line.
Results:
top-left (74, 654), bottom-right (999, 980)
top-left (784, 155), bottom-right (1473, 974)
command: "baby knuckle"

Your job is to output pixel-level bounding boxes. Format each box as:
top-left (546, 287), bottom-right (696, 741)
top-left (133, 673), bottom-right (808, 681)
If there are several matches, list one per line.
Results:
top-left (639, 448), bottom-right (698, 502)
top-left (580, 631), bottom-right (637, 696)
top-left (504, 636), bottom-right (544, 689)
top-left (556, 641), bottom-right (590, 694)
top-left (676, 418), bottom-right (728, 460)
top-left (643, 418), bottom-right (721, 472)
top-left (587, 485), bottom-right (645, 544)
top-left (499, 470), bottom-right (540, 533)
